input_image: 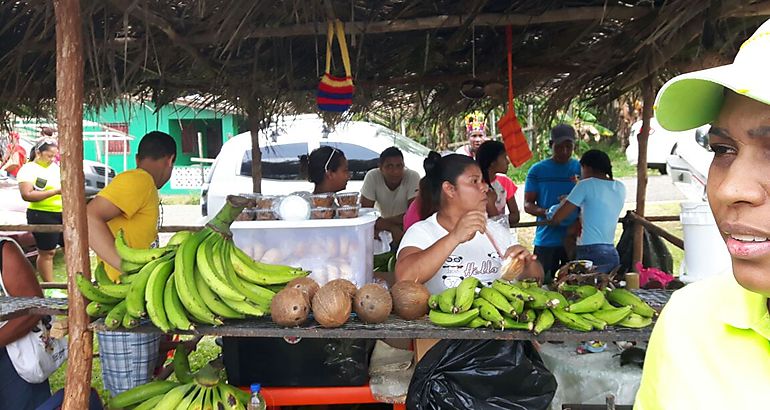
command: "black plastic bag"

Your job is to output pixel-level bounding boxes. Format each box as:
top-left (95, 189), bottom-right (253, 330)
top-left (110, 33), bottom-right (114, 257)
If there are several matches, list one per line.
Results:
top-left (406, 340), bottom-right (557, 410)
top-left (616, 215), bottom-right (674, 275)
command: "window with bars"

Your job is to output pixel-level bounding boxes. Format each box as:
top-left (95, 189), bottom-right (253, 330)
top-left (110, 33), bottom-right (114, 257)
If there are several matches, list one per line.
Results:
top-left (104, 123), bottom-right (130, 153)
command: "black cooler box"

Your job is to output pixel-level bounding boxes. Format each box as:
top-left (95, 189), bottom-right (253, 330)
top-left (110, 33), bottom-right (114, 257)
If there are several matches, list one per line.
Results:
top-left (222, 337), bottom-right (375, 387)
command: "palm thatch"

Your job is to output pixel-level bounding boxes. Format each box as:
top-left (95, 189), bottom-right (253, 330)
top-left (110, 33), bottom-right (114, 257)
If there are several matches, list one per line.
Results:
top-left (0, 0), bottom-right (767, 123)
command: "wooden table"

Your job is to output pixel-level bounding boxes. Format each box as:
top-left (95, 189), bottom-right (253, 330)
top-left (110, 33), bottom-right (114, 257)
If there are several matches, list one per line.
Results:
top-left (0, 290), bottom-right (672, 342)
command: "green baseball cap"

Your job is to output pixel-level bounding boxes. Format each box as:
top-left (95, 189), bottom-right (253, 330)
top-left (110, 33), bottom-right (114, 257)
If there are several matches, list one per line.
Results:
top-left (655, 19), bottom-right (770, 131)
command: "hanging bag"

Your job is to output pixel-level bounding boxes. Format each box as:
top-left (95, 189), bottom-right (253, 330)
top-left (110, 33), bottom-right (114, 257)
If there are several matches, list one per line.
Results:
top-left (497, 26), bottom-right (533, 167)
top-left (0, 238), bottom-right (67, 384)
top-left (317, 19), bottom-right (354, 112)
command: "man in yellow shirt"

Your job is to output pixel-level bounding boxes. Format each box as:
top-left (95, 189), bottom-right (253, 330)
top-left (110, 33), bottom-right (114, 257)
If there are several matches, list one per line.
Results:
top-left (86, 130), bottom-right (176, 396)
top-left (635, 19), bottom-right (770, 409)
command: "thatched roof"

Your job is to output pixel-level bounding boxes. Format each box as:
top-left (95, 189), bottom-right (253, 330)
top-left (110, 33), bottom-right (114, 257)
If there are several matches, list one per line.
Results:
top-left (0, 0), bottom-right (768, 123)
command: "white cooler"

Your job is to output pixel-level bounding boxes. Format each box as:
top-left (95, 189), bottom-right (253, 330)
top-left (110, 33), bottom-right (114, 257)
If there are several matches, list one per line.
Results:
top-left (230, 212), bottom-right (376, 287)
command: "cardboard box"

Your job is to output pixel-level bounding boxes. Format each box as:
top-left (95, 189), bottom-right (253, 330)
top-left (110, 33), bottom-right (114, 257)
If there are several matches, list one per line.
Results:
top-left (414, 338), bottom-right (439, 362)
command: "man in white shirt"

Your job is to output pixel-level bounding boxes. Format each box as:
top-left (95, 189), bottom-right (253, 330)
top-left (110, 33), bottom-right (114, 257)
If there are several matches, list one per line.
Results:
top-left (361, 147), bottom-right (420, 244)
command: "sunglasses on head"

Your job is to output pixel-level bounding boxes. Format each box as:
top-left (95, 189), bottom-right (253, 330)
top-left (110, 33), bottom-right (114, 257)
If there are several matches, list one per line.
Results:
top-left (324, 147), bottom-right (339, 172)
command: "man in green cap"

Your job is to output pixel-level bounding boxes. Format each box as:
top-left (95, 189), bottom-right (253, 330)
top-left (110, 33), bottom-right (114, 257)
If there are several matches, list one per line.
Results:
top-left (636, 19), bottom-right (770, 408)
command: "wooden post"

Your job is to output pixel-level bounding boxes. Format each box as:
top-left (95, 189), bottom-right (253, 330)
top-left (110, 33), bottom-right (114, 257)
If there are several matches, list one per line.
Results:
top-left (247, 107), bottom-right (263, 194)
top-left (632, 78), bottom-right (655, 269)
top-left (54, 0), bottom-right (92, 408)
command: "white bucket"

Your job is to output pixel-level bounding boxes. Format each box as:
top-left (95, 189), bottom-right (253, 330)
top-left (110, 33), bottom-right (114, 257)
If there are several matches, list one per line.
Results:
top-left (679, 201), bottom-right (732, 283)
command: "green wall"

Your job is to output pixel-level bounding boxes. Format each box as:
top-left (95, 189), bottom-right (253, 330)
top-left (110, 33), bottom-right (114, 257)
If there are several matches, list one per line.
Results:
top-left (84, 100), bottom-right (243, 194)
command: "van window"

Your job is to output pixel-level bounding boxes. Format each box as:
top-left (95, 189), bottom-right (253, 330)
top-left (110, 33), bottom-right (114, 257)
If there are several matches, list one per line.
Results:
top-left (321, 143), bottom-right (378, 180)
top-left (240, 143), bottom-right (308, 180)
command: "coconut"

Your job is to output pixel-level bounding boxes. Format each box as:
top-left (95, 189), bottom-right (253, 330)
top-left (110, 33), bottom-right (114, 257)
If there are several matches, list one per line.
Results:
top-left (312, 285), bottom-right (352, 328)
top-left (325, 278), bottom-right (357, 298)
top-left (353, 284), bottom-right (393, 324)
top-left (270, 288), bottom-right (310, 327)
top-left (286, 277), bottom-right (320, 302)
top-left (390, 281), bottom-right (430, 320)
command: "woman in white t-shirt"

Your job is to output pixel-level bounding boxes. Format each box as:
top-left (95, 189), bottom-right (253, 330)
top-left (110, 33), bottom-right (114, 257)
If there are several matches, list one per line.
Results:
top-left (476, 140), bottom-right (520, 226)
top-left (396, 152), bottom-right (542, 294)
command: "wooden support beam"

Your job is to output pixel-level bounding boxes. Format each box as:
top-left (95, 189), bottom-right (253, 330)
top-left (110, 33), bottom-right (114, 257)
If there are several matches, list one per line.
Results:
top-left (627, 211), bottom-right (684, 250)
top-left (633, 78), bottom-right (655, 269)
top-left (186, 7), bottom-right (653, 41)
top-left (54, 0), bottom-right (92, 408)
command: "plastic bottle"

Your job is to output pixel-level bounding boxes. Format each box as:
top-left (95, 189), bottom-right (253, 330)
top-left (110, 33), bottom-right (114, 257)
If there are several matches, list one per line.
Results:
top-left (248, 383), bottom-right (266, 410)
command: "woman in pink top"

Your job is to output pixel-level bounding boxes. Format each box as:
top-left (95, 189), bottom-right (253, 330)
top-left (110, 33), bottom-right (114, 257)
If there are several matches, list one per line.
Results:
top-left (477, 140), bottom-right (520, 226)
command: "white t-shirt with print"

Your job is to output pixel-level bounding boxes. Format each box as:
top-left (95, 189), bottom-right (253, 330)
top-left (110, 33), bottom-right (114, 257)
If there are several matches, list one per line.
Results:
top-left (360, 168), bottom-right (420, 218)
top-left (397, 213), bottom-right (517, 294)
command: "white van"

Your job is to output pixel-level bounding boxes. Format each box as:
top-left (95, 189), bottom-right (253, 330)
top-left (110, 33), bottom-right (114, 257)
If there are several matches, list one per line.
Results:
top-left (201, 115), bottom-right (430, 218)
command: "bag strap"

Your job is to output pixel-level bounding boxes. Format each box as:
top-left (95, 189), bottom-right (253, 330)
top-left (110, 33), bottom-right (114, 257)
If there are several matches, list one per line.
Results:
top-left (324, 21), bottom-right (334, 75)
top-left (323, 19), bottom-right (352, 77)
top-left (0, 238), bottom-right (7, 293)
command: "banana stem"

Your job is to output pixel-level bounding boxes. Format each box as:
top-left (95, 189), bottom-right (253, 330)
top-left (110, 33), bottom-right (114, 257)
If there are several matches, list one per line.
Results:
top-left (206, 195), bottom-right (252, 235)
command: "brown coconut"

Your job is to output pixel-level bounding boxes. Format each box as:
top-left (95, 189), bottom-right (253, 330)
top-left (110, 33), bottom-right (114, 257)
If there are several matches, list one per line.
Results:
top-left (270, 288), bottom-right (310, 327)
top-left (353, 284), bottom-right (393, 324)
top-left (390, 281), bottom-right (430, 320)
top-left (325, 278), bottom-right (357, 298)
top-left (286, 277), bottom-right (320, 302)
top-left (312, 285), bottom-right (352, 328)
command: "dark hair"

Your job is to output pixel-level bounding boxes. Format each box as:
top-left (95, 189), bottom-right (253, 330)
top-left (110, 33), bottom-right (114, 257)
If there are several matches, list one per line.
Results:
top-left (580, 149), bottom-right (613, 179)
top-left (476, 140), bottom-right (506, 185)
top-left (418, 152), bottom-right (478, 214)
top-left (29, 140), bottom-right (57, 162)
top-left (379, 146), bottom-right (403, 163)
top-left (306, 146), bottom-right (346, 184)
top-left (137, 131), bottom-right (176, 161)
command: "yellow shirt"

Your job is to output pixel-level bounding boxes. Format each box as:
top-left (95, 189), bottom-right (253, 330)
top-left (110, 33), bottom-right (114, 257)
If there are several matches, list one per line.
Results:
top-left (635, 274), bottom-right (770, 409)
top-left (16, 161), bottom-right (62, 212)
top-left (97, 168), bottom-right (159, 281)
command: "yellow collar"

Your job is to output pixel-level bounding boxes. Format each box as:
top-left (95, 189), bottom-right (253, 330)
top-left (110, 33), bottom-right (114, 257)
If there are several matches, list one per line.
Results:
top-left (717, 275), bottom-right (770, 339)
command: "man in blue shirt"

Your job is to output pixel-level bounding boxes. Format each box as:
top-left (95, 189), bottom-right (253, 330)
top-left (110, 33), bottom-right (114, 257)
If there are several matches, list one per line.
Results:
top-left (524, 124), bottom-right (581, 282)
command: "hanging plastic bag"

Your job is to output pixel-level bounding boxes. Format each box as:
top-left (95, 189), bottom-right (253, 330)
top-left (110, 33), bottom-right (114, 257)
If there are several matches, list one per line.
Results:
top-left (406, 340), bottom-right (557, 410)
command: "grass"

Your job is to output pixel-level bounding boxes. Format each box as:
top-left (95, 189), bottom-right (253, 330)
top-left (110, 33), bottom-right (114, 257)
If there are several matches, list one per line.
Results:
top-left (160, 194), bottom-right (200, 205)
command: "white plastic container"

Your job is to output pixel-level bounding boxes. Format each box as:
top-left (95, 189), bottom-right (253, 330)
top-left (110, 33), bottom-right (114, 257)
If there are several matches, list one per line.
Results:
top-left (230, 211), bottom-right (376, 287)
top-left (679, 201), bottom-right (732, 283)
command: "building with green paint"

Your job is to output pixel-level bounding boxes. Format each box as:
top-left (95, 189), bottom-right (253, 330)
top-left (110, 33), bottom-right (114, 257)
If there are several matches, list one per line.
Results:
top-left (84, 98), bottom-right (244, 195)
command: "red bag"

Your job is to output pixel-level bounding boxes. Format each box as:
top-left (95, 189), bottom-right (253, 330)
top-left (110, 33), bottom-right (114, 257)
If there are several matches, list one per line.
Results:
top-left (496, 26), bottom-right (532, 167)
top-left (317, 20), bottom-right (353, 112)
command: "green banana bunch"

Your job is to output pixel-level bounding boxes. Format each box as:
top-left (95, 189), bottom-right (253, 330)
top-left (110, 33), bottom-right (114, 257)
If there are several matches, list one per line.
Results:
top-left (617, 312), bottom-right (654, 328)
top-left (606, 288), bottom-right (657, 318)
top-left (478, 287), bottom-right (519, 318)
top-left (491, 280), bottom-right (534, 302)
top-left (502, 316), bottom-right (534, 331)
top-left (533, 309), bottom-right (554, 335)
top-left (472, 297), bottom-right (505, 329)
top-left (115, 229), bottom-right (169, 264)
top-left (453, 277), bottom-right (480, 313)
top-left (544, 290), bottom-right (569, 309)
top-left (428, 308), bottom-right (480, 327)
top-left (111, 355), bottom-right (252, 410)
top-left (550, 307), bottom-right (593, 332)
top-left (437, 287), bottom-right (456, 314)
top-left (521, 286), bottom-right (551, 310)
top-left (428, 294), bottom-right (439, 310)
top-left (564, 290), bottom-right (605, 313)
top-left (580, 313), bottom-right (608, 330)
top-left (591, 305), bottom-right (633, 325)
